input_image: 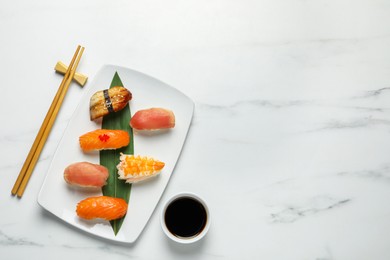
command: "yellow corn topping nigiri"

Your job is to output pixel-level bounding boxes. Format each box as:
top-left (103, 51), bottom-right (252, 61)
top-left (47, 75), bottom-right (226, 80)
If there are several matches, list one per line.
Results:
top-left (117, 154), bottom-right (165, 183)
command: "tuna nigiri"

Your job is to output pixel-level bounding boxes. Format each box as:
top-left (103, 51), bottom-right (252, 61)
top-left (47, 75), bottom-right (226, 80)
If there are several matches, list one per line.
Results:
top-left (117, 153), bottom-right (165, 183)
top-left (130, 108), bottom-right (175, 131)
top-left (79, 129), bottom-right (130, 151)
top-left (76, 196), bottom-right (128, 221)
top-left (64, 162), bottom-right (109, 188)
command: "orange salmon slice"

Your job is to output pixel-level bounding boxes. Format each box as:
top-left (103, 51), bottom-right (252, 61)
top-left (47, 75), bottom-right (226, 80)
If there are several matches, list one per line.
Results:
top-left (79, 129), bottom-right (130, 151)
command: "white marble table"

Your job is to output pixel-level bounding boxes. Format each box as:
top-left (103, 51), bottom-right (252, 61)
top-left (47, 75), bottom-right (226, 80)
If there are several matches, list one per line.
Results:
top-left (1, 0), bottom-right (390, 259)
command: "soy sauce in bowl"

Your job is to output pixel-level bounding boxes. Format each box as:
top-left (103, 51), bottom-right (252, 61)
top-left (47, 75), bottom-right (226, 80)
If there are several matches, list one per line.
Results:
top-left (164, 196), bottom-right (207, 238)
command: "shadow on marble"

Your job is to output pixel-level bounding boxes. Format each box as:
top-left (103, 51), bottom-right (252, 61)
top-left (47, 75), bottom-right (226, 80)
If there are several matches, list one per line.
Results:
top-left (163, 230), bottom-right (209, 255)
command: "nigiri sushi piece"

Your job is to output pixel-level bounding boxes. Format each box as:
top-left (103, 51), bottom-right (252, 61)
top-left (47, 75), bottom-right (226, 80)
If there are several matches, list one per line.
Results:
top-left (130, 108), bottom-right (175, 130)
top-left (79, 129), bottom-right (130, 151)
top-left (117, 154), bottom-right (165, 183)
top-left (90, 86), bottom-right (132, 120)
top-left (76, 196), bottom-right (128, 221)
top-left (64, 162), bottom-right (109, 188)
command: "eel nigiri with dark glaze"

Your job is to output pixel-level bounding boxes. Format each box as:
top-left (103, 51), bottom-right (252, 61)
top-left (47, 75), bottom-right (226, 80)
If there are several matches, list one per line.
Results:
top-left (89, 86), bottom-right (132, 120)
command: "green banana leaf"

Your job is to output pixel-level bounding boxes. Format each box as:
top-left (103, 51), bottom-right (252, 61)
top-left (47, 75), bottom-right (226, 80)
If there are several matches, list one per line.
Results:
top-left (100, 72), bottom-right (133, 235)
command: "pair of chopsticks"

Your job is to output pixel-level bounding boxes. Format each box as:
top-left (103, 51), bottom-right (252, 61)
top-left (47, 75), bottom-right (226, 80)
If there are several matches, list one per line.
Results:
top-left (11, 45), bottom-right (85, 198)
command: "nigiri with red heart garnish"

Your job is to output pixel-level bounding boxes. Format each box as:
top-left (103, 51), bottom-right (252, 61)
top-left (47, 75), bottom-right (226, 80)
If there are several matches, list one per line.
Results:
top-left (79, 129), bottom-right (130, 151)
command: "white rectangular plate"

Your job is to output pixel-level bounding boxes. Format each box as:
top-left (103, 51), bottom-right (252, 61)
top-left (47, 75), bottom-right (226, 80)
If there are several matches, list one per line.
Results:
top-left (38, 65), bottom-right (194, 243)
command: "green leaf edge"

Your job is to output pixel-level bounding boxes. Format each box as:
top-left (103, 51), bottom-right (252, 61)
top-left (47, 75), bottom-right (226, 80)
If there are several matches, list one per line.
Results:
top-left (100, 72), bottom-right (133, 235)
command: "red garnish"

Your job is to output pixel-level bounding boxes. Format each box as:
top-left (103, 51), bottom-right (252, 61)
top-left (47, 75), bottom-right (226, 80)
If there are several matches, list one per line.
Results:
top-left (98, 134), bottom-right (110, 142)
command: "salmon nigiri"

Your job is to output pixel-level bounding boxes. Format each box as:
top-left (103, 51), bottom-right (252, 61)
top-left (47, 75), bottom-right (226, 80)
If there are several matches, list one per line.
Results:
top-left (79, 129), bottom-right (130, 151)
top-left (130, 108), bottom-right (175, 130)
top-left (117, 153), bottom-right (165, 183)
top-left (64, 162), bottom-right (109, 188)
top-left (76, 196), bottom-right (128, 221)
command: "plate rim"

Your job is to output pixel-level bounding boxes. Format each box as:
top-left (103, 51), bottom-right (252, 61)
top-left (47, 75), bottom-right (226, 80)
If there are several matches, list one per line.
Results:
top-left (37, 64), bottom-right (194, 244)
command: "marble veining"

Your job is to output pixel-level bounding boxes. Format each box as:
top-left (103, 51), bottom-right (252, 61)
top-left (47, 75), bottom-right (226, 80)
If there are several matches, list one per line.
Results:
top-left (359, 87), bottom-right (390, 98)
top-left (0, 230), bottom-right (43, 247)
top-left (338, 165), bottom-right (390, 182)
top-left (2, 0), bottom-right (390, 259)
top-left (269, 196), bottom-right (351, 224)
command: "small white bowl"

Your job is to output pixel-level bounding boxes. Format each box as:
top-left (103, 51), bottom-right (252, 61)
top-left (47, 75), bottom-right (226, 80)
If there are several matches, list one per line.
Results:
top-left (160, 192), bottom-right (210, 244)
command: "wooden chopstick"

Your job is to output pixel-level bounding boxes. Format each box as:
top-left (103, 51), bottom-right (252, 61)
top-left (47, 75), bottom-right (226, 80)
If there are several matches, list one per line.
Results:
top-left (12, 46), bottom-right (84, 198)
top-left (11, 46), bottom-right (80, 196)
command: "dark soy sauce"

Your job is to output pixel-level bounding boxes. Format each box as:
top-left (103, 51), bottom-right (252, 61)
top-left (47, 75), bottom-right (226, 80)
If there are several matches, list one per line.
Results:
top-left (164, 197), bottom-right (207, 238)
